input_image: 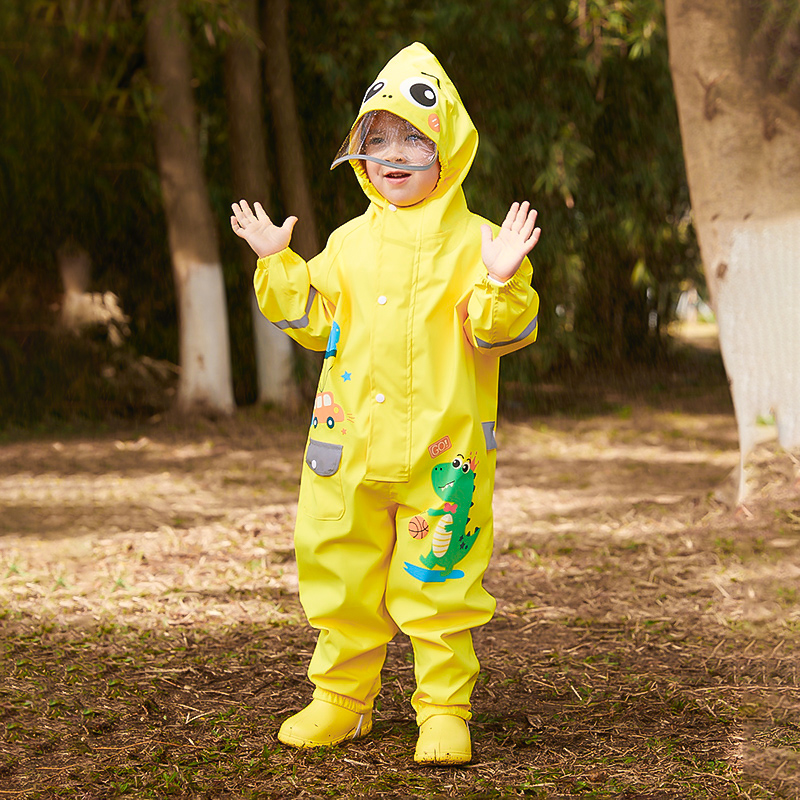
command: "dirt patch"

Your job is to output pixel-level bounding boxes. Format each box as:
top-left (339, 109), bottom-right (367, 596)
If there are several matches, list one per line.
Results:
top-left (1, 344), bottom-right (799, 798)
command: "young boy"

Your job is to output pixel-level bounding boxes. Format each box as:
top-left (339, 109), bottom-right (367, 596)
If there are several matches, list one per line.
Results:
top-left (231, 42), bottom-right (540, 764)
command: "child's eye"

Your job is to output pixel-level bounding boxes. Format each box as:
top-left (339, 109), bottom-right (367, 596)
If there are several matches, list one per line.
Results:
top-left (367, 136), bottom-right (385, 147)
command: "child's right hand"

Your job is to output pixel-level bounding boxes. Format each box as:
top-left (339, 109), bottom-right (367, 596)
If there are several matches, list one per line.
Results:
top-left (231, 200), bottom-right (297, 259)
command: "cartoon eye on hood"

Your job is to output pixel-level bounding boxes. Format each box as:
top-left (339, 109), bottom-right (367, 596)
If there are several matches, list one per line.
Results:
top-left (363, 80), bottom-right (385, 105)
top-left (330, 42), bottom-right (478, 207)
top-left (400, 77), bottom-right (439, 109)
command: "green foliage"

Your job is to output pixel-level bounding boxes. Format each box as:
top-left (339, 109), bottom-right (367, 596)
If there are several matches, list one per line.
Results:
top-left (0, 0), bottom-right (701, 426)
top-left (0, 0), bottom-right (179, 412)
top-left (289, 0), bottom-right (701, 379)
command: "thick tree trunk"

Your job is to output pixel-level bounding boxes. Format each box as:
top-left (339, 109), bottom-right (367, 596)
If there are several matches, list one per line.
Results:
top-left (262, 0), bottom-right (320, 260)
top-left (666, 0), bottom-right (800, 502)
top-left (224, 0), bottom-right (297, 408)
top-left (144, 0), bottom-right (235, 415)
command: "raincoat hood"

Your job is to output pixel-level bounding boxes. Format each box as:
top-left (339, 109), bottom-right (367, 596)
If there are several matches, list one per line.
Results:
top-left (337, 42), bottom-right (479, 210)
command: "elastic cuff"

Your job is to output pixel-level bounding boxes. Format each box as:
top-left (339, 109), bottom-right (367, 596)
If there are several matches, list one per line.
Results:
top-left (312, 687), bottom-right (373, 715)
top-left (416, 704), bottom-right (472, 726)
top-left (483, 270), bottom-right (527, 292)
top-left (255, 249), bottom-right (290, 271)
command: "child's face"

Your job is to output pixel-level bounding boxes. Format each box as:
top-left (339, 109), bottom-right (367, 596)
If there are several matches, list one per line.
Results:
top-left (365, 158), bottom-right (440, 207)
top-left (354, 111), bottom-right (440, 207)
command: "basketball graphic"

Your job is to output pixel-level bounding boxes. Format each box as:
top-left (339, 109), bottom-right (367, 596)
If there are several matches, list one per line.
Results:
top-left (408, 515), bottom-right (429, 539)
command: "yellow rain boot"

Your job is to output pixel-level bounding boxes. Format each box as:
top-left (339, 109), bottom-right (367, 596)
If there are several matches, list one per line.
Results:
top-left (414, 714), bottom-right (472, 765)
top-left (278, 699), bottom-right (372, 748)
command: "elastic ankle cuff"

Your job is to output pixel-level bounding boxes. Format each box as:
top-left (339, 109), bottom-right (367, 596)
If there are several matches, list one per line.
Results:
top-left (416, 705), bottom-right (471, 725)
top-left (312, 688), bottom-right (372, 715)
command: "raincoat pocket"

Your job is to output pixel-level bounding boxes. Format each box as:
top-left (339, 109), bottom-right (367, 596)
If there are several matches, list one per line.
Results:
top-left (302, 439), bottom-right (345, 520)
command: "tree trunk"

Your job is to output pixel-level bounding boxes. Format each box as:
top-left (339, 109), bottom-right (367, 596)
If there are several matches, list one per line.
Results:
top-left (666, 0), bottom-right (800, 501)
top-left (262, 0), bottom-right (320, 260)
top-left (224, 0), bottom-right (297, 408)
top-left (144, 0), bottom-right (235, 415)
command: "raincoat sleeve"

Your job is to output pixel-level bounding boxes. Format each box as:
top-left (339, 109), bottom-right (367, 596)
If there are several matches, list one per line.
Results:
top-left (463, 256), bottom-right (539, 357)
top-left (253, 247), bottom-right (337, 352)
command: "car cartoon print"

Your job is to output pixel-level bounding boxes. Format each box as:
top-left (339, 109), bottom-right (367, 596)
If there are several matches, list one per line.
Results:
top-left (312, 391), bottom-right (354, 431)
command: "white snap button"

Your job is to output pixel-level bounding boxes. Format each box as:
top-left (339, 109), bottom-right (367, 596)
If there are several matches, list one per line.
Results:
top-left (311, 459), bottom-right (317, 470)
top-left (376, 393), bottom-right (385, 403)
top-left (378, 295), bottom-right (387, 305)
top-left (388, 204), bottom-right (397, 212)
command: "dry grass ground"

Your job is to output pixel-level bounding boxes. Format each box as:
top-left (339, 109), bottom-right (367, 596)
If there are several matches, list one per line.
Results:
top-left (1, 335), bottom-right (799, 798)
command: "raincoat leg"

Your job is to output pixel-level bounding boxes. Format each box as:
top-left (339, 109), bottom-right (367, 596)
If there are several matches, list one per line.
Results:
top-left (386, 450), bottom-right (496, 725)
top-left (294, 476), bottom-right (399, 713)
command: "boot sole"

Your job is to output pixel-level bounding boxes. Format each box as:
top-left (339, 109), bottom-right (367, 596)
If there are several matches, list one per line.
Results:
top-left (414, 749), bottom-right (472, 765)
top-left (278, 719), bottom-right (372, 749)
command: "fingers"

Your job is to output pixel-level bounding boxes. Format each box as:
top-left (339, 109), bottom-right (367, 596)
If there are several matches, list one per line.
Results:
top-left (231, 199), bottom-right (273, 227)
top-left (504, 201), bottom-right (540, 245)
top-left (254, 202), bottom-right (271, 222)
top-left (514, 201), bottom-right (530, 229)
top-left (230, 201), bottom-right (248, 229)
top-left (521, 213), bottom-right (539, 245)
top-left (526, 226), bottom-right (542, 253)
top-left (230, 200), bottom-right (295, 234)
top-left (503, 201), bottom-right (534, 230)
top-left (502, 201), bottom-right (520, 231)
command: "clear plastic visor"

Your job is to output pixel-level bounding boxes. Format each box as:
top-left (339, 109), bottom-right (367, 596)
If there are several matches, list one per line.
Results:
top-left (331, 110), bottom-right (438, 171)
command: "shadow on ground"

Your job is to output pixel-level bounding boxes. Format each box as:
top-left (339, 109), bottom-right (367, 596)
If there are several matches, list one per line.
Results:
top-left (1, 335), bottom-right (798, 798)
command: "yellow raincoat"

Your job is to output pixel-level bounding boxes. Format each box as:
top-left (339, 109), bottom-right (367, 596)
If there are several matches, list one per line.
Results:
top-left (254, 42), bottom-right (539, 724)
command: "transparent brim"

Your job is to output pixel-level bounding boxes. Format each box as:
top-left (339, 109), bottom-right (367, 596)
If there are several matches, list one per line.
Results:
top-left (330, 110), bottom-right (438, 172)
top-left (330, 151), bottom-right (439, 171)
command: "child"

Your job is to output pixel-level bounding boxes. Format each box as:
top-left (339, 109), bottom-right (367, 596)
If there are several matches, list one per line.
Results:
top-left (231, 42), bottom-right (540, 765)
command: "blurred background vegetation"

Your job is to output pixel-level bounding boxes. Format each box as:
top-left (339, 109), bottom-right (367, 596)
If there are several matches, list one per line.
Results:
top-left (0, 0), bottom-right (703, 429)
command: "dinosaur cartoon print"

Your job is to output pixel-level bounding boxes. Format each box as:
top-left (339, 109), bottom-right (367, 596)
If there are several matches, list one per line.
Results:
top-left (404, 454), bottom-right (481, 583)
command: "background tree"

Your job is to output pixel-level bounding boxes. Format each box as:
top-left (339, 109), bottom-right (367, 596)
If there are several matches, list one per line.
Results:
top-left (666, 0), bottom-right (800, 502)
top-left (224, 0), bottom-right (297, 408)
top-left (290, 0), bottom-right (698, 381)
top-left (262, 0), bottom-right (320, 261)
top-left (144, 0), bottom-right (235, 415)
top-left (0, 0), bottom-right (702, 428)
top-left (0, 0), bottom-right (180, 424)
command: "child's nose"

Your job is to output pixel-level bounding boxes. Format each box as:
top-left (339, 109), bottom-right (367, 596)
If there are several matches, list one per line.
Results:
top-left (384, 144), bottom-right (406, 162)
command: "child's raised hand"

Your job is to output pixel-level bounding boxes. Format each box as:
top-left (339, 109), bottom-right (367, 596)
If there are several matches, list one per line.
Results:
top-left (481, 201), bottom-right (541, 284)
top-left (231, 200), bottom-right (297, 259)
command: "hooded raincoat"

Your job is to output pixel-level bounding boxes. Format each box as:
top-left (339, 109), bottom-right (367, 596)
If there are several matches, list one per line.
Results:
top-left (254, 43), bottom-right (539, 724)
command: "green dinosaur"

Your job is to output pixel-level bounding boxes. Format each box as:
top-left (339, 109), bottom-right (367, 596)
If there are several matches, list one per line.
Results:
top-left (420, 455), bottom-right (481, 576)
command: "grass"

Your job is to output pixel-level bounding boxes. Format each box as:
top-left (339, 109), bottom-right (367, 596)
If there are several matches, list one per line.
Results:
top-left (1, 621), bottom-right (785, 799)
top-left (1, 343), bottom-right (799, 798)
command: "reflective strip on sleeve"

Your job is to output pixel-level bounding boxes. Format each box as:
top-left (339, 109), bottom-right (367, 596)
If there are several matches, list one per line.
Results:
top-left (482, 421), bottom-right (497, 452)
top-left (274, 287), bottom-right (318, 330)
top-left (473, 315), bottom-right (538, 350)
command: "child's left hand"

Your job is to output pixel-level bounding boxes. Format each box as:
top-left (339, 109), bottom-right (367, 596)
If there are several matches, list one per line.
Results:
top-left (481, 201), bottom-right (541, 284)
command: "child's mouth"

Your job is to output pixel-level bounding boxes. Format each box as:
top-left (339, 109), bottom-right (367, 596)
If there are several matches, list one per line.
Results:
top-left (384, 170), bottom-right (411, 180)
